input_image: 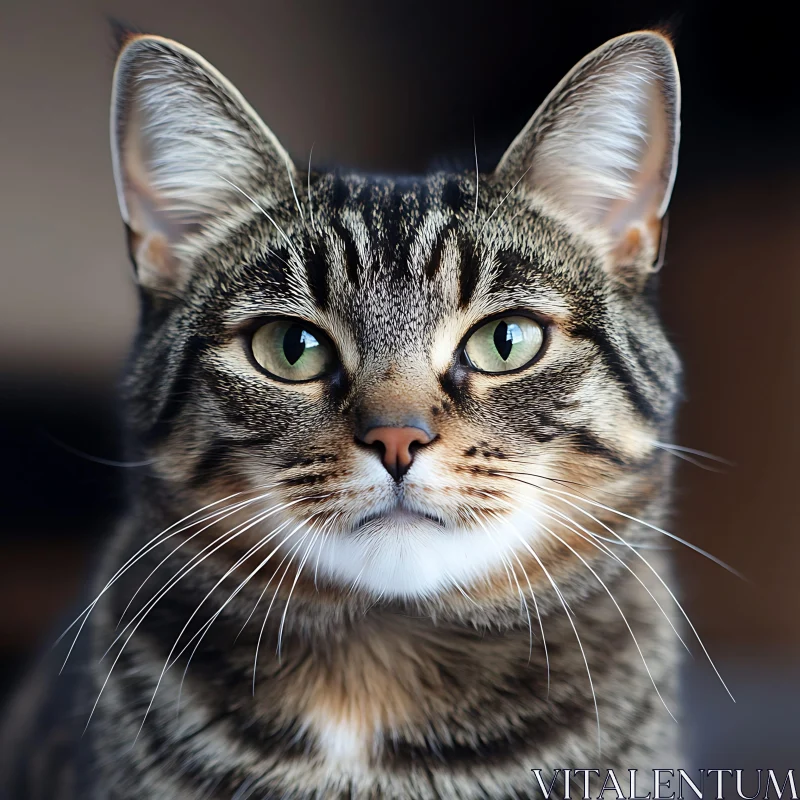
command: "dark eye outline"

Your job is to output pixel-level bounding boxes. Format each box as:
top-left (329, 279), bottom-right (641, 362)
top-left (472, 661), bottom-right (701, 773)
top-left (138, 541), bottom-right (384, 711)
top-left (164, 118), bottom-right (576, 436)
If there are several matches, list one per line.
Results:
top-left (241, 316), bottom-right (339, 384)
top-left (457, 311), bottom-right (549, 375)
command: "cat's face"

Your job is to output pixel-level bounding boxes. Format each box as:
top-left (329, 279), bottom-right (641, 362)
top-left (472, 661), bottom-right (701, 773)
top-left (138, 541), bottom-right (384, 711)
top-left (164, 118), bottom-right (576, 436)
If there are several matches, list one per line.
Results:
top-left (112, 32), bottom-right (681, 605)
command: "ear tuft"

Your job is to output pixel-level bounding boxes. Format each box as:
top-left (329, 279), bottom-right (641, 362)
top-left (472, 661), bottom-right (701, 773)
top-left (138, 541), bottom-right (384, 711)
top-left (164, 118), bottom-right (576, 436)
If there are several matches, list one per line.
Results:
top-left (496, 31), bottom-right (680, 275)
top-left (108, 19), bottom-right (140, 59)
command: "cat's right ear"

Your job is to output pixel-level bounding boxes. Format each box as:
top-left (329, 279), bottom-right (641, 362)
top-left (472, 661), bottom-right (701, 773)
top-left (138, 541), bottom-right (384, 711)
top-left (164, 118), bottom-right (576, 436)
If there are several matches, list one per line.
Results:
top-left (111, 33), bottom-right (295, 294)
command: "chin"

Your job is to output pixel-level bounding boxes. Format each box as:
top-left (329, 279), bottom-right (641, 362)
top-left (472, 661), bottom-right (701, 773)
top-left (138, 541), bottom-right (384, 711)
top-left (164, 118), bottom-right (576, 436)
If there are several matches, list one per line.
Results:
top-left (307, 506), bottom-right (538, 599)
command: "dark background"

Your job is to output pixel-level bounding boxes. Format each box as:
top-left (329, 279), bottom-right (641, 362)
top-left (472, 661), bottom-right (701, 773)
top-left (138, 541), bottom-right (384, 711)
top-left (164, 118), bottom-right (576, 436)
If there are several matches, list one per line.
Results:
top-left (1, 0), bottom-right (798, 770)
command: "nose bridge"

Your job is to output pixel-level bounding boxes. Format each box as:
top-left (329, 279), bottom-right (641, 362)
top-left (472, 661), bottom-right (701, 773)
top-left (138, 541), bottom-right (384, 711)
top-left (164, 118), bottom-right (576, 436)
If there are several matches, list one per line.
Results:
top-left (353, 358), bottom-right (437, 434)
top-left (351, 359), bottom-right (440, 480)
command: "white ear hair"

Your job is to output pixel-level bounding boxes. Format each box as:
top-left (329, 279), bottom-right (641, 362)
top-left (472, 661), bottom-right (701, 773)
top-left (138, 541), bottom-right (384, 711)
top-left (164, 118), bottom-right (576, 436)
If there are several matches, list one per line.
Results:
top-left (496, 32), bottom-right (680, 257)
top-left (110, 34), bottom-right (294, 291)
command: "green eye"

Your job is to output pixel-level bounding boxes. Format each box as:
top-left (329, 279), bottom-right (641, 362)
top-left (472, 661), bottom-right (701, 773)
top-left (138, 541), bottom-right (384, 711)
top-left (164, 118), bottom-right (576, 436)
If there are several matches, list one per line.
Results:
top-left (463, 315), bottom-right (544, 373)
top-left (250, 319), bottom-right (334, 381)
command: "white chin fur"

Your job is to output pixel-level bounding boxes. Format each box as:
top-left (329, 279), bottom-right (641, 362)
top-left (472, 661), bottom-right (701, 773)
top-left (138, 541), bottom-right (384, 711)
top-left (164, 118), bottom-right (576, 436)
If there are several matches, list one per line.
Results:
top-left (304, 507), bottom-right (539, 599)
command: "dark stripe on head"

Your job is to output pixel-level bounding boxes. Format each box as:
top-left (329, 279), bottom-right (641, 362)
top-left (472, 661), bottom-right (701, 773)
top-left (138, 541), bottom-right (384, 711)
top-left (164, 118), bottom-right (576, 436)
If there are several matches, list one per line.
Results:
top-left (191, 440), bottom-right (228, 485)
top-left (386, 186), bottom-right (411, 281)
top-left (249, 248), bottom-right (292, 294)
top-left (144, 334), bottom-right (205, 444)
top-left (625, 330), bottom-right (669, 392)
top-left (330, 174), bottom-right (348, 211)
top-left (439, 370), bottom-right (469, 410)
top-left (282, 473), bottom-right (327, 487)
top-left (330, 219), bottom-right (360, 286)
top-left (491, 247), bottom-right (539, 289)
top-left (458, 237), bottom-right (481, 308)
top-left (572, 323), bottom-right (657, 420)
top-left (305, 239), bottom-right (329, 309)
top-left (426, 221), bottom-right (457, 280)
top-left (188, 436), bottom-right (264, 488)
top-left (442, 177), bottom-right (468, 215)
top-left (357, 182), bottom-right (380, 229)
top-left (416, 181), bottom-right (431, 217)
top-left (570, 427), bottom-right (625, 465)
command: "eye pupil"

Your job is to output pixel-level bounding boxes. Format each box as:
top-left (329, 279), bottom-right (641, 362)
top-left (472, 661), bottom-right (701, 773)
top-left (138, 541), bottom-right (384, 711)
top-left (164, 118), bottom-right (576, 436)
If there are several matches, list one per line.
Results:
top-left (493, 321), bottom-right (513, 361)
top-left (283, 324), bottom-right (307, 365)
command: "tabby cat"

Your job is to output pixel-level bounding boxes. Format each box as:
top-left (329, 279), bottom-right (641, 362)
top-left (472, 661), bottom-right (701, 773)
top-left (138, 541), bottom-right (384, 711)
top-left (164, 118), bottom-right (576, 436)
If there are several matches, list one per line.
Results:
top-left (1, 28), bottom-right (699, 799)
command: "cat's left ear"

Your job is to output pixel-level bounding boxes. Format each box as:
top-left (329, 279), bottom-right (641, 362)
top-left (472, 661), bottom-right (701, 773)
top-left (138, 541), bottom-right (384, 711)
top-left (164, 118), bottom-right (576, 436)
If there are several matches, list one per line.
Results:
top-left (495, 31), bottom-right (680, 277)
top-left (111, 33), bottom-right (295, 294)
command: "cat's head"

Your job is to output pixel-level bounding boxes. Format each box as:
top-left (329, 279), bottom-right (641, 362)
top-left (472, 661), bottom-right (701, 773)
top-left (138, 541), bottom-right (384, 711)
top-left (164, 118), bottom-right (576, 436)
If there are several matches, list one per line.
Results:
top-left (111, 31), bottom-right (681, 611)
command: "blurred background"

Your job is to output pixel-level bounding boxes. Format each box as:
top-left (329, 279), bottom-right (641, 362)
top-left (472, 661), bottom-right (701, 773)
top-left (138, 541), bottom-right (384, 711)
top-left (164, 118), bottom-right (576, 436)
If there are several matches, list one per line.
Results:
top-left (1, 0), bottom-right (798, 771)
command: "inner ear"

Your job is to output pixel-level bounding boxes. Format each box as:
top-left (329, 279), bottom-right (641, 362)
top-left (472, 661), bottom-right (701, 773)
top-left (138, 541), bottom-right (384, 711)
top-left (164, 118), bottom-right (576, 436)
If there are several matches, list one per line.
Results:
top-left (495, 31), bottom-right (680, 276)
top-left (110, 34), bottom-right (296, 294)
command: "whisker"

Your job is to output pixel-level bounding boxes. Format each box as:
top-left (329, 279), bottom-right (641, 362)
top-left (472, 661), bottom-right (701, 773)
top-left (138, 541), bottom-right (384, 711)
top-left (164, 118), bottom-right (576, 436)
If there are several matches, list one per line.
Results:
top-left (528, 485), bottom-right (736, 703)
top-left (467, 508), bottom-right (535, 641)
top-left (313, 512), bottom-right (340, 589)
top-left (115, 492), bottom-right (280, 628)
top-left (540, 504), bottom-right (689, 653)
top-left (284, 154), bottom-right (316, 256)
top-left (499, 492), bottom-right (691, 655)
top-left (85, 501), bottom-right (306, 735)
top-left (346, 565), bottom-right (366, 596)
top-left (284, 156), bottom-right (306, 224)
top-left (307, 144), bottom-right (317, 232)
top-left (486, 462), bottom-right (629, 498)
top-left (277, 524), bottom-right (324, 659)
top-left (180, 517), bottom-right (297, 658)
top-left (443, 571), bottom-right (481, 607)
top-left (173, 519), bottom-right (317, 714)
top-left (253, 527), bottom-right (316, 687)
top-left (488, 475), bottom-right (735, 703)
top-left (40, 430), bottom-right (155, 468)
top-left (216, 174), bottom-right (304, 264)
top-left (537, 520), bottom-right (677, 722)
top-left (496, 473), bottom-right (744, 578)
top-left (102, 497), bottom-right (309, 660)
top-left (256, 242), bottom-right (293, 270)
top-left (480, 507), bottom-right (549, 692)
top-left (653, 441), bottom-right (734, 465)
top-left (547, 485), bottom-right (745, 579)
top-left (172, 515), bottom-right (321, 712)
top-left (133, 510), bottom-right (322, 743)
top-left (57, 484), bottom-right (276, 670)
top-left (236, 516), bottom-right (320, 641)
top-left (653, 441), bottom-right (732, 473)
top-left (465, 507), bottom-right (516, 593)
top-left (501, 522), bottom-right (602, 752)
top-left (480, 164), bottom-right (533, 235)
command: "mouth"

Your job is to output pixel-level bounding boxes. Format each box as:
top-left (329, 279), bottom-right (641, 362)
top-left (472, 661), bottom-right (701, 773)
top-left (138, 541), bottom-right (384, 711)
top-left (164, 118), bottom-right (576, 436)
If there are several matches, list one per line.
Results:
top-left (350, 507), bottom-right (447, 533)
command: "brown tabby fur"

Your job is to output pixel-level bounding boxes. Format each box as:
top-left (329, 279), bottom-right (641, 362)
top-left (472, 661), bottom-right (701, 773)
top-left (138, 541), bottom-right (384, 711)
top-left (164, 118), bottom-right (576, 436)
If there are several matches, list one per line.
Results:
top-left (1, 27), bottom-right (692, 800)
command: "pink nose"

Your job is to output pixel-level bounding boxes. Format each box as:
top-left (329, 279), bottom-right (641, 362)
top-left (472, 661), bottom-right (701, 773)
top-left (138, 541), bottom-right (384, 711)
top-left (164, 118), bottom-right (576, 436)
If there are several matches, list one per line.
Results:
top-left (362, 426), bottom-right (432, 480)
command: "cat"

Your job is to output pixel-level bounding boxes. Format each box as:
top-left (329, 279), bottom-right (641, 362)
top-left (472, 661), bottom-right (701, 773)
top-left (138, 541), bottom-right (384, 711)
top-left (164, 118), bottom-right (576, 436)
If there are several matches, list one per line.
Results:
top-left (1, 27), bottom-right (691, 799)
